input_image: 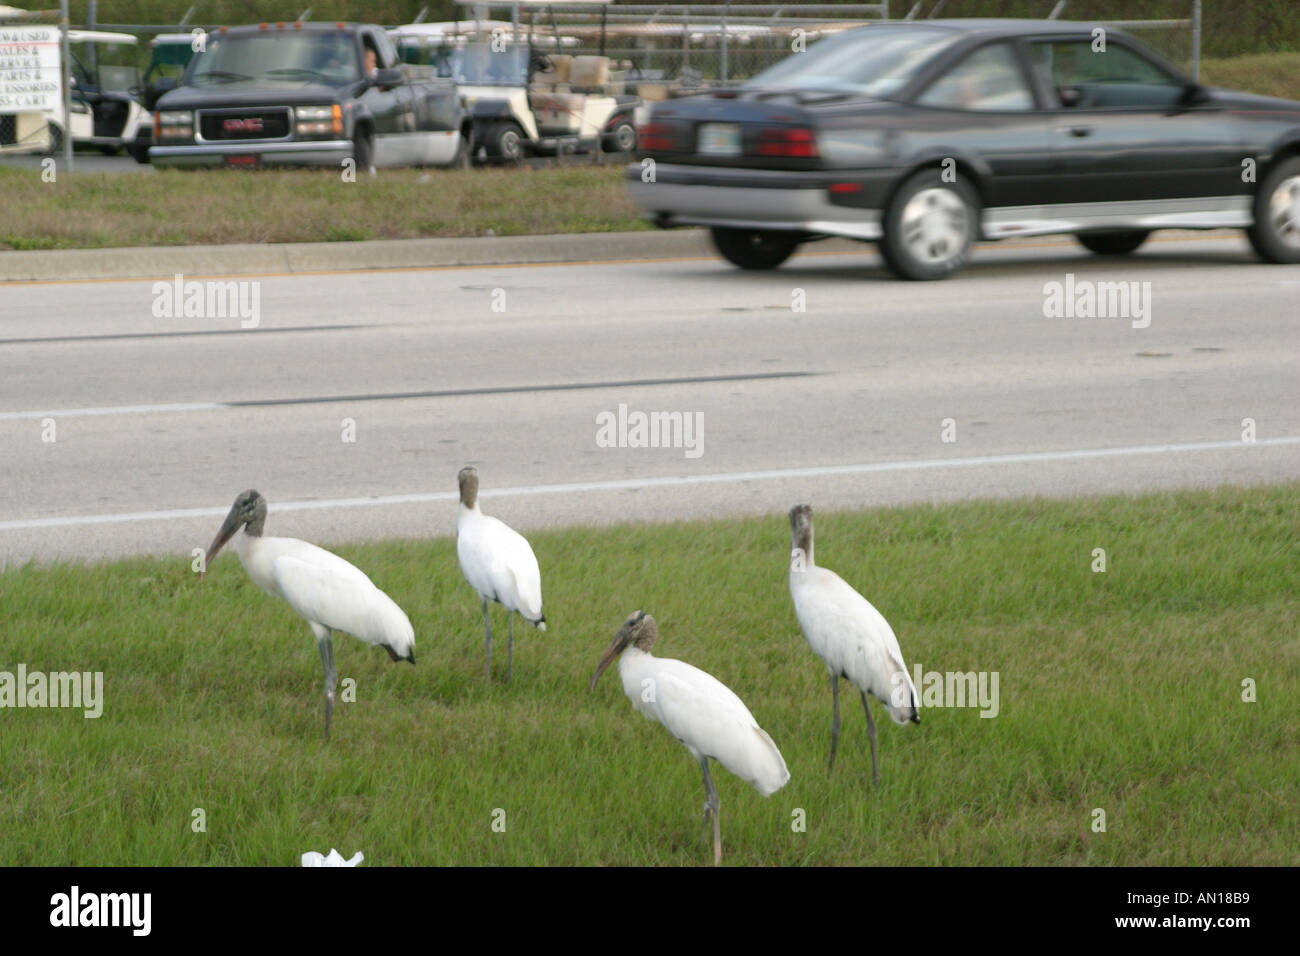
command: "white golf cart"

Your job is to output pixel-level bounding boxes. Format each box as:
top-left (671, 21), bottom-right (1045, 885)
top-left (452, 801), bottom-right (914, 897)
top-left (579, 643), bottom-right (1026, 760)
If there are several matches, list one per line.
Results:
top-left (390, 1), bottom-right (638, 164)
top-left (43, 30), bottom-right (149, 155)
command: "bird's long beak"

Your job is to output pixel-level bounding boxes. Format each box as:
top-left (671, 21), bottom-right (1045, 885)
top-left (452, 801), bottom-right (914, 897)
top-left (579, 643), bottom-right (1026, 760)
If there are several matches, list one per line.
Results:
top-left (589, 627), bottom-right (631, 691)
top-left (201, 504), bottom-right (243, 580)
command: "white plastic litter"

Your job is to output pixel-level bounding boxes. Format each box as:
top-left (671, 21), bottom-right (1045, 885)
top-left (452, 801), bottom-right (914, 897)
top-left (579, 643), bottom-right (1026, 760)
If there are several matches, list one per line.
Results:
top-left (301, 848), bottom-right (364, 867)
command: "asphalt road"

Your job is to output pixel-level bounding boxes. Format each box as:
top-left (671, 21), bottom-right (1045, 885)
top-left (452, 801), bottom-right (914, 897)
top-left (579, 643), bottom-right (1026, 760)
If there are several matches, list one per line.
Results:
top-left (2, 233), bottom-right (1297, 565)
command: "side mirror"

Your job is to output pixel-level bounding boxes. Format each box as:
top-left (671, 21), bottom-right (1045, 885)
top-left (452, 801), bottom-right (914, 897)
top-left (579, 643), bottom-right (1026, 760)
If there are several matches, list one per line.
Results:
top-left (1180, 83), bottom-right (1211, 106)
top-left (145, 76), bottom-right (178, 110)
top-left (1057, 85), bottom-right (1081, 108)
top-left (372, 67), bottom-right (403, 90)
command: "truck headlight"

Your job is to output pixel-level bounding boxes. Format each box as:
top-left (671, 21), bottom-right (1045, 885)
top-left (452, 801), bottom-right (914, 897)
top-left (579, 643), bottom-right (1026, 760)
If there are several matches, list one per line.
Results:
top-left (155, 110), bottom-right (193, 140)
top-left (295, 104), bottom-right (342, 137)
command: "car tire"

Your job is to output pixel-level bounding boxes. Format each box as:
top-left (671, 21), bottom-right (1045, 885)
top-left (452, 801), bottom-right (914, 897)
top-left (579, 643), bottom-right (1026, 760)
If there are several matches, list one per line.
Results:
top-left (602, 120), bottom-right (637, 154)
top-left (487, 122), bottom-right (524, 164)
top-left (129, 143), bottom-right (151, 164)
top-left (1246, 156), bottom-right (1300, 264)
top-left (879, 167), bottom-right (979, 280)
top-left (1076, 230), bottom-right (1150, 255)
top-left (709, 227), bottom-right (801, 270)
top-left (445, 131), bottom-right (471, 170)
top-left (352, 130), bottom-right (374, 172)
top-left (98, 144), bottom-right (122, 156)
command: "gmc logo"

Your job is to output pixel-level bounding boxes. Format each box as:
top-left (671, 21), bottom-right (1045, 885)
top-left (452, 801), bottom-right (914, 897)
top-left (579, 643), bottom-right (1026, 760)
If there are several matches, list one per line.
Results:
top-left (223, 117), bottom-right (263, 133)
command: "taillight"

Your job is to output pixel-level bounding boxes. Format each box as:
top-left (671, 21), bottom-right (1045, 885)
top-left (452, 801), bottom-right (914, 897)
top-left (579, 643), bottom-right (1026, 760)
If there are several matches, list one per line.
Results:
top-left (756, 126), bottom-right (818, 158)
top-left (638, 122), bottom-right (675, 152)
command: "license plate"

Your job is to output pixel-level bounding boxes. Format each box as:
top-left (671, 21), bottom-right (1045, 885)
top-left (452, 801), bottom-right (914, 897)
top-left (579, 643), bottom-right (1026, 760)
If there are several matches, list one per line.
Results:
top-left (224, 154), bottom-right (260, 168)
top-left (697, 123), bottom-right (741, 157)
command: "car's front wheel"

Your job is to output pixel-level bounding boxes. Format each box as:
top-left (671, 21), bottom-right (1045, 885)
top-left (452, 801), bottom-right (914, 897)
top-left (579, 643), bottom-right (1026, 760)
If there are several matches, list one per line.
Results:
top-left (1246, 156), bottom-right (1300, 264)
top-left (709, 228), bottom-right (801, 270)
top-left (352, 130), bottom-right (374, 172)
top-left (1077, 230), bottom-right (1150, 255)
top-left (879, 167), bottom-right (979, 280)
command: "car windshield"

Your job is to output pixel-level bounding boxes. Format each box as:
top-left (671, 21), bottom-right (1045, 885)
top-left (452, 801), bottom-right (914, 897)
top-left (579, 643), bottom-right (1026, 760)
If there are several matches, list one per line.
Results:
top-left (188, 33), bottom-right (361, 86)
top-left (746, 26), bottom-right (960, 97)
top-left (450, 43), bottom-right (529, 86)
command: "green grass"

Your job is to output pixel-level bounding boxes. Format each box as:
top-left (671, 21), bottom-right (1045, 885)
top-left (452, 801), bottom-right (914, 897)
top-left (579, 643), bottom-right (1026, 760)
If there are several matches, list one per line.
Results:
top-left (1, 484), bottom-right (1296, 866)
top-left (0, 164), bottom-right (648, 251)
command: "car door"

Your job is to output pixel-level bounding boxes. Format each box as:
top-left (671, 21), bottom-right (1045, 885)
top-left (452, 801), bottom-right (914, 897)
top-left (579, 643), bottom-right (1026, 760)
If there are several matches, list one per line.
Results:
top-left (358, 27), bottom-right (415, 164)
top-left (905, 40), bottom-right (1060, 212)
top-left (1026, 35), bottom-right (1247, 207)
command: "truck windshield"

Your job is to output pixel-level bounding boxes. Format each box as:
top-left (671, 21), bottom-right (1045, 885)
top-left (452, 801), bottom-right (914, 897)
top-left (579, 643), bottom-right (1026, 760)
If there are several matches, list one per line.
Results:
top-left (746, 26), bottom-right (959, 98)
top-left (189, 33), bottom-right (361, 86)
top-left (450, 44), bottom-right (529, 86)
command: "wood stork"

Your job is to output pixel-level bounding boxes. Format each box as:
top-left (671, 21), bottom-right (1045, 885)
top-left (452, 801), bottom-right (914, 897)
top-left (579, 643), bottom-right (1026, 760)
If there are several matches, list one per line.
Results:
top-left (203, 490), bottom-right (415, 739)
top-left (589, 611), bottom-right (790, 866)
top-left (456, 467), bottom-right (545, 683)
top-left (788, 504), bottom-right (918, 787)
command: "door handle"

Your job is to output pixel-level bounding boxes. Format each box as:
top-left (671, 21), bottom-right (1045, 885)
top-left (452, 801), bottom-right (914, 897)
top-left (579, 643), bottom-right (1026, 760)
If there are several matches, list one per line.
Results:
top-left (1056, 125), bottom-right (1093, 137)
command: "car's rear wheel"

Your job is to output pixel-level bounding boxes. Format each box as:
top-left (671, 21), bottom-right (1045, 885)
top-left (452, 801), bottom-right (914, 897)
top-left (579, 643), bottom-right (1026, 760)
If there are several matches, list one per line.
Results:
top-left (879, 168), bottom-right (978, 280)
top-left (709, 228), bottom-right (801, 270)
top-left (487, 122), bottom-right (525, 164)
top-left (1076, 230), bottom-right (1150, 255)
top-left (1246, 156), bottom-right (1300, 264)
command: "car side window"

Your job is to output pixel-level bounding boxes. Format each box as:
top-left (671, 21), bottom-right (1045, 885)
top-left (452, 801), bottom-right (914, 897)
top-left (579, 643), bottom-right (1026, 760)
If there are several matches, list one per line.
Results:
top-left (1030, 40), bottom-right (1185, 108)
top-left (916, 42), bottom-right (1034, 111)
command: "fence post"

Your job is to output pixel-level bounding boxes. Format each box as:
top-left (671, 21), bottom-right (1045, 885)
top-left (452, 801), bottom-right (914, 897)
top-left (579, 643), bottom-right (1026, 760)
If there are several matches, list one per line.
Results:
top-left (721, 0), bottom-right (729, 84)
top-left (1192, 0), bottom-right (1201, 80)
top-left (60, 0), bottom-right (73, 171)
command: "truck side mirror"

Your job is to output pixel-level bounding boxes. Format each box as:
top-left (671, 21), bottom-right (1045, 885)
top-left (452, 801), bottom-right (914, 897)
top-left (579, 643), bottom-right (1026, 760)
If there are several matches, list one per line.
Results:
top-left (372, 67), bottom-right (403, 90)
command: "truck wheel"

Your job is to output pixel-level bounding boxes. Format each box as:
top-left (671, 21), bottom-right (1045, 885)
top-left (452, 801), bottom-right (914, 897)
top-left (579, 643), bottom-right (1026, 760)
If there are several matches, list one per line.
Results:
top-left (709, 228), bottom-right (800, 270)
top-left (487, 122), bottom-right (524, 164)
top-left (602, 120), bottom-right (636, 154)
top-left (1246, 156), bottom-right (1300, 264)
top-left (353, 130), bottom-right (374, 173)
top-left (446, 131), bottom-right (470, 170)
top-left (129, 144), bottom-right (151, 164)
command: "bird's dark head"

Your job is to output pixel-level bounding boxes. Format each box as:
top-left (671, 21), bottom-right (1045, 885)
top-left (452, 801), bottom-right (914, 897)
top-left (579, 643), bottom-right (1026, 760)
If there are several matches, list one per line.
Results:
top-left (789, 504), bottom-right (813, 562)
top-left (589, 611), bottom-right (656, 691)
top-left (203, 489), bottom-right (266, 578)
top-left (458, 466), bottom-right (479, 509)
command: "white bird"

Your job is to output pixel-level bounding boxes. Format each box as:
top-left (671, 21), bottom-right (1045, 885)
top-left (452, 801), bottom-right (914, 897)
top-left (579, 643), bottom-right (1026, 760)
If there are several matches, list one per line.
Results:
top-left (590, 611), bottom-right (790, 866)
top-left (456, 466), bottom-right (546, 683)
top-left (203, 490), bottom-right (415, 739)
top-left (788, 504), bottom-right (918, 786)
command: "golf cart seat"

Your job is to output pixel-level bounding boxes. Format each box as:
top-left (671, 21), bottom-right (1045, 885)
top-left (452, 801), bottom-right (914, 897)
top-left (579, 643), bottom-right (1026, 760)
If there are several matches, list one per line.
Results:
top-left (530, 53), bottom-right (572, 92)
top-left (568, 55), bottom-right (609, 93)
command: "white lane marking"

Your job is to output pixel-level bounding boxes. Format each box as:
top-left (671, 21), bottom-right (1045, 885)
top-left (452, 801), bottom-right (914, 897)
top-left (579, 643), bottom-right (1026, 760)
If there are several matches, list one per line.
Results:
top-left (2, 436), bottom-right (1296, 533)
top-left (0, 402), bottom-right (223, 421)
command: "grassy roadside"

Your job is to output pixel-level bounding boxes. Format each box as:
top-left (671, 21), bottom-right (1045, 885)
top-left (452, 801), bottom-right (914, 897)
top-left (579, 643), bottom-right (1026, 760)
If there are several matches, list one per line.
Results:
top-left (1, 484), bottom-right (1296, 865)
top-left (0, 164), bottom-right (647, 251)
top-left (1, 50), bottom-right (1297, 253)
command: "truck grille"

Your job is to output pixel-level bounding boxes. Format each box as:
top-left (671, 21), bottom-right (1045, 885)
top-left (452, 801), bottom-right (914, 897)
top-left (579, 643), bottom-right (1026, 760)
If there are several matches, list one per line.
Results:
top-left (198, 109), bottom-right (291, 141)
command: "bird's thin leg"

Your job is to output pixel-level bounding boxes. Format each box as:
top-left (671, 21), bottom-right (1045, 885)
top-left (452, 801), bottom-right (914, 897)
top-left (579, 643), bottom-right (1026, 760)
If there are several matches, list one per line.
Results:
top-left (700, 757), bottom-right (722, 866)
top-left (318, 632), bottom-right (337, 741)
top-left (860, 690), bottom-right (880, 789)
top-left (507, 612), bottom-right (514, 686)
top-left (482, 597), bottom-right (492, 682)
top-left (828, 674), bottom-right (841, 775)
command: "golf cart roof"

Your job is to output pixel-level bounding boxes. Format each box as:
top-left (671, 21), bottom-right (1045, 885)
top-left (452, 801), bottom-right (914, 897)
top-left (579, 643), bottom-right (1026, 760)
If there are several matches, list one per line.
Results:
top-left (152, 33), bottom-right (199, 45)
top-left (66, 30), bottom-right (138, 44)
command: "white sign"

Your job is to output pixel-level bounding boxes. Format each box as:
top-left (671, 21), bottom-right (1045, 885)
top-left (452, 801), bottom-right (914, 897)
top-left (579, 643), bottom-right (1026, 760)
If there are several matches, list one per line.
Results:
top-left (0, 26), bottom-right (63, 112)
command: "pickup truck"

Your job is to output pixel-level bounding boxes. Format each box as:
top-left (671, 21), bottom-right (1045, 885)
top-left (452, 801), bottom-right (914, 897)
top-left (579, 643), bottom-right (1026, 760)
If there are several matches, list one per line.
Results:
top-left (150, 21), bottom-right (471, 169)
